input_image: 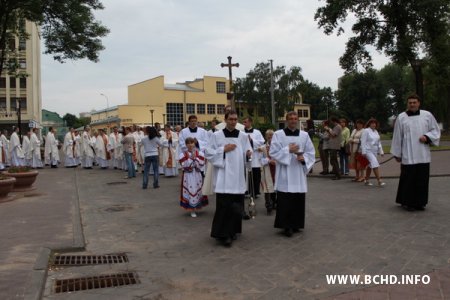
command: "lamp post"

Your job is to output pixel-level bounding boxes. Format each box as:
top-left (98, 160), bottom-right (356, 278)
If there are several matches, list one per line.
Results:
top-left (163, 114), bottom-right (166, 125)
top-left (150, 109), bottom-right (154, 126)
top-left (16, 98), bottom-right (22, 142)
top-left (269, 59), bottom-right (275, 127)
top-left (100, 93), bottom-right (110, 133)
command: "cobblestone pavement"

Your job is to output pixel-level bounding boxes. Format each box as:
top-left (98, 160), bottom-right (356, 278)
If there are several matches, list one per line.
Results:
top-left (1, 150), bottom-right (449, 300)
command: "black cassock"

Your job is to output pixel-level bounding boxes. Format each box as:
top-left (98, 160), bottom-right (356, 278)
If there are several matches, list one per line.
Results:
top-left (396, 163), bottom-right (430, 208)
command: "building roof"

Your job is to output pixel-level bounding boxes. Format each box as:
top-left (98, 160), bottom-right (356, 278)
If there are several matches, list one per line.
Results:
top-left (164, 83), bottom-right (202, 92)
top-left (91, 106), bottom-right (120, 115)
top-left (42, 109), bottom-right (64, 124)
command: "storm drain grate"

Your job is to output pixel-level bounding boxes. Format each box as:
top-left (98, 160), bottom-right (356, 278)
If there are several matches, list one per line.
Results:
top-left (52, 253), bottom-right (129, 266)
top-left (54, 272), bottom-right (139, 293)
top-left (106, 181), bottom-right (128, 185)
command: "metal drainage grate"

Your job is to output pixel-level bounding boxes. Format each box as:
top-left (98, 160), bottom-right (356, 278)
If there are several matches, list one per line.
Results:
top-left (52, 254), bottom-right (129, 266)
top-left (54, 272), bottom-right (139, 293)
top-left (106, 181), bottom-right (128, 185)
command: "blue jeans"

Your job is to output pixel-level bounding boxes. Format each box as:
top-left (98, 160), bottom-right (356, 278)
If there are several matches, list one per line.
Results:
top-left (124, 152), bottom-right (136, 178)
top-left (143, 155), bottom-right (159, 188)
top-left (339, 147), bottom-right (349, 174)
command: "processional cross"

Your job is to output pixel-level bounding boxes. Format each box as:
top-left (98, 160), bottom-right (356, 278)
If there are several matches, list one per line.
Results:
top-left (220, 56), bottom-right (239, 110)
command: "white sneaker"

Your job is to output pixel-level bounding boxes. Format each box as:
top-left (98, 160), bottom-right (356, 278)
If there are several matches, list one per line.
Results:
top-left (190, 212), bottom-right (197, 218)
top-left (378, 182), bottom-right (386, 187)
top-left (365, 180), bottom-right (373, 186)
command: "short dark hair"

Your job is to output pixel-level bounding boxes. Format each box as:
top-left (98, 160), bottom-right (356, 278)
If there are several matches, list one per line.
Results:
top-left (285, 111), bottom-right (298, 120)
top-left (365, 118), bottom-right (379, 128)
top-left (355, 119), bottom-right (365, 125)
top-left (188, 115), bottom-right (197, 122)
top-left (225, 110), bottom-right (238, 120)
top-left (243, 116), bottom-right (253, 122)
top-left (330, 116), bottom-right (340, 123)
top-left (185, 137), bottom-right (196, 145)
top-left (147, 126), bottom-right (158, 139)
top-left (407, 94), bottom-right (421, 102)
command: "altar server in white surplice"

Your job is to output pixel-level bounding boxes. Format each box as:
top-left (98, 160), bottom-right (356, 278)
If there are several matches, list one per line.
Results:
top-left (63, 128), bottom-right (78, 168)
top-left (205, 110), bottom-right (252, 247)
top-left (22, 131), bottom-right (32, 166)
top-left (44, 127), bottom-right (60, 168)
top-left (10, 127), bottom-right (25, 167)
top-left (269, 111), bottom-right (315, 238)
top-left (30, 128), bottom-right (43, 168)
top-left (391, 94), bottom-right (441, 211)
top-left (243, 116), bottom-right (265, 198)
top-left (178, 115), bottom-right (209, 155)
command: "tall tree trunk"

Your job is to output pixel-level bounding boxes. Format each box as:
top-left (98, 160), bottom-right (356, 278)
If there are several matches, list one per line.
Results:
top-left (410, 60), bottom-right (425, 104)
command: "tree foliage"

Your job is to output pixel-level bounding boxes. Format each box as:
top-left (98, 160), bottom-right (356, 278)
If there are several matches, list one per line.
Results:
top-left (0, 0), bottom-right (109, 76)
top-left (315, 0), bottom-right (450, 128)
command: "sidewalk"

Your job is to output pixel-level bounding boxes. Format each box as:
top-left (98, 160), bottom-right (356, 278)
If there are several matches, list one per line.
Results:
top-left (1, 150), bottom-right (449, 300)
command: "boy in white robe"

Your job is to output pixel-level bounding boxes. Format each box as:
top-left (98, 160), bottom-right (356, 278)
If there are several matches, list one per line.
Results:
top-left (391, 94), bottom-right (441, 211)
top-left (9, 127), bottom-right (25, 167)
top-left (270, 111), bottom-right (315, 237)
top-left (205, 110), bottom-right (252, 247)
top-left (63, 128), bottom-right (78, 168)
top-left (30, 128), bottom-right (43, 168)
top-left (22, 131), bottom-right (32, 166)
top-left (44, 127), bottom-right (60, 168)
top-left (178, 115), bottom-right (209, 155)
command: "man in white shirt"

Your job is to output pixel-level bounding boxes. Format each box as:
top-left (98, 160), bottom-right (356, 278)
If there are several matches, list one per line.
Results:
top-left (30, 128), bottom-right (43, 168)
top-left (9, 126), bottom-right (25, 167)
top-left (391, 94), bottom-right (441, 211)
top-left (178, 115), bottom-right (209, 154)
top-left (44, 127), bottom-right (60, 168)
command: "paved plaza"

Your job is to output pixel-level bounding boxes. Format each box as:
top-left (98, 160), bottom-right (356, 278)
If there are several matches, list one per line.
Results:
top-left (0, 151), bottom-right (450, 299)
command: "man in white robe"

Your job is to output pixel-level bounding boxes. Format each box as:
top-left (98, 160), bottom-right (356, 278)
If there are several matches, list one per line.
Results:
top-left (81, 127), bottom-right (95, 169)
top-left (30, 128), bottom-right (43, 168)
top-left (178, 115), bottom-right (209, 155)
top-left (243, 117), bottom-right (265, 198)
top-left (205, 110), bottom-right (252, 247)
top-left (1, 130), bottom-right (11, 167)
top-left (22, 131), bottom-right (32, 167)
top-left (161, 124), bottom-right (179, 176)
top-left (391, 94), bottom-right (441, 211)
top-left (269, 111), bottom-right (315, 237)
top-left (109, 127), bottom-right (123, 169)
top-left (95, 129), bottom-right (111, 169)
top-left (63, 128), bottom-right (78, 168)
top-left (44, 127), bottom-right (60, 168)
top-left (9, 127), bottom-right (26, 167)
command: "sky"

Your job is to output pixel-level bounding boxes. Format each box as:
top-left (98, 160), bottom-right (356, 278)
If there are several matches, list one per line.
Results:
top-left (41, 0), bottom-right (390, 117)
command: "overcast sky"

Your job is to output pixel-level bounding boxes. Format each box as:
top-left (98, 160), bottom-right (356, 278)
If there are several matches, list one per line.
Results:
top-left (41, 0), bottom-right (390, 117)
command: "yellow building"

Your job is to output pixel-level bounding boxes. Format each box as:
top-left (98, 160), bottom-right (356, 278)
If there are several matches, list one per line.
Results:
top-left (0, 20), bottom-right (42, 132)
top-left (90, 75), bottom-right (229, 131)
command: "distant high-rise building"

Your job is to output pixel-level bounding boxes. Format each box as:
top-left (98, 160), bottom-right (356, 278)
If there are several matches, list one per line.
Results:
top-left (0, 20), bottom-right (42, 134)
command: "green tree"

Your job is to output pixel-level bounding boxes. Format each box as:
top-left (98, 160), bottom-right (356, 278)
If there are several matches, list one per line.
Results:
top-left (297, 80), bottom-right (336, 119)
top-left (0, 0), bottom-right (109, 76)
top-left (62, 113), bottom-right (77, 128)
top-left (234, 62), bottom-right (304, 121)
top-left (315, 0), bottom-right (450, 128)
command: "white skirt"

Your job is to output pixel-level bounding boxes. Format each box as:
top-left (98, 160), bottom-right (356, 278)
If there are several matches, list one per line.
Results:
top-left (365, 152), bottom-right (380, 169)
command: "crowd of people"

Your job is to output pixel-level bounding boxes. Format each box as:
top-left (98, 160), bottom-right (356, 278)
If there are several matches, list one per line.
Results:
top-left (0, 94), bottom-right (440, 247)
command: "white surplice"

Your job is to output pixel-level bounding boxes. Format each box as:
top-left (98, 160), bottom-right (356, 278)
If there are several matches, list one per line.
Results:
top-left (30, 132), bottom-right (43, 168)
top-left (22, 135), bottom-right (32, 166)
top-left (205, 129), bottom-right (252, 194)
top-left (178, 126), bottom-right (209, 154)
top-left (44, 132), bottom-right (60, 165)
top-left (269, 129), bottom-right (315, 193)
top-left (10, 132), bottom-right (25, 167)
top-left (391, 110), bottom-right (440, 165)
top-left (63, 132), bottom-right (78, 167)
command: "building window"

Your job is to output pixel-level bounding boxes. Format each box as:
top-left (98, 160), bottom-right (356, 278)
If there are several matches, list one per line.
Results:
top-left (186, 103), bottom-right (195, 115)
top-left (207, 104), bottom-right (215, 115)
top-left (10, 77), bottom-right (16, 88)
top-left (10, 97), bottom-right (17, 110)
top-left (19, 60), bottom-right (26, 69)
top-left (216, 81), bottom-right (226, 93)
top-left (8, 39), bottom-right (15, 51)
top-left (0, 98), bottom-right (6, 110)
top-left (166, 103), bottom-right (184, 126)
top-left (217, 104), bottom-right (225, 115)
top-left (0, 77), bottom-right (5, 88)
top-left (297, 109), bottom-right (309, 118)
top-left (197, 103), bottom-right (205, 114)
top-left (19, 98), bottom-right (27, 111)
top-left (20, 77), bottom-right (26, 88)
top-left (19, 39), bottom-right (26, 51)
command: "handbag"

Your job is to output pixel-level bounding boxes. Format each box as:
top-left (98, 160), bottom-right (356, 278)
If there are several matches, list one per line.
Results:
top-left (345, 142), bottom-right (351, 155)
top-left (354, 142), bottom-right (369, 168)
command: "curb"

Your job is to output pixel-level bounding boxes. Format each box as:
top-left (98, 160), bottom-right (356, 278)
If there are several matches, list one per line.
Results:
top-left (24, 169), bottom-right (86, 300)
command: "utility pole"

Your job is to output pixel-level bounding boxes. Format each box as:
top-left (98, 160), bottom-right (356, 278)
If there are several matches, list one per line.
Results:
top-left (220, 56), bottom-right (239, 110)
top-left (269, 59), bottom-right (276, 127)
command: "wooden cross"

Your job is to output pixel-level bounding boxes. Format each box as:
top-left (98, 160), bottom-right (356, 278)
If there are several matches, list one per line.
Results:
top-left (220, 56), bottom-right (239, 110)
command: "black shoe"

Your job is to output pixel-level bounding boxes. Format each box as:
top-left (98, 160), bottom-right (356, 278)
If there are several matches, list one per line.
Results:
top-left (414, 206), bottom-right (426, 211)
top-left (284, 228), bottom-right (293, 237)
top-left (231, 234), bottom-right (237, 240)
top-left (319, 171), bottom-right (329, 175)
top-left (242, 214), bottom-right (251, 220)
top-left (223, 237), bottom-right (232, 246)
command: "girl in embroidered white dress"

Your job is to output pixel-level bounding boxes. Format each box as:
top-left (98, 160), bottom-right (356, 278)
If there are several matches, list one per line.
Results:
top-left (179, 137), bottom-right (208, 217)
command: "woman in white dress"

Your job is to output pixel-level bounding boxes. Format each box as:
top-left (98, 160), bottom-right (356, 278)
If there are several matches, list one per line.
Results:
top-left (361, 118), bottom-right (385, 187)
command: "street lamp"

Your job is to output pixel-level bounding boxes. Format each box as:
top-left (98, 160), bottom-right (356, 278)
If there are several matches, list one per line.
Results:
top-left (163, 113), bottom-right (166, 125)
top-left (150, 109), bottom-right (154, 126)
top-left (100, 93), bottom-right (110, 133)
